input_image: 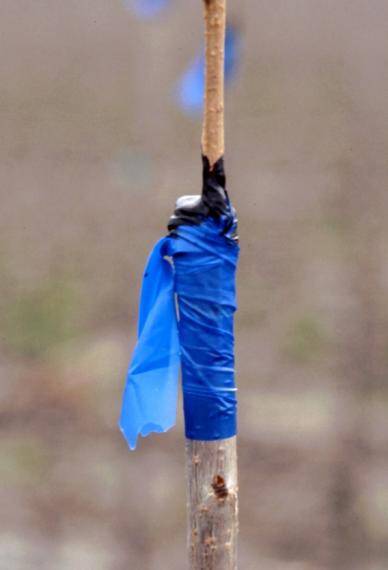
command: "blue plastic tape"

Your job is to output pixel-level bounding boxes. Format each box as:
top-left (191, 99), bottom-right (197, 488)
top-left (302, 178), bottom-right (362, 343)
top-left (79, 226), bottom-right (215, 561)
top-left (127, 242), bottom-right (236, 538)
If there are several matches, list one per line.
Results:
top-left (120, 197), bottom-right (239, 449)
top-left (170, 219), bottom-right (239, 440)
top-left (123, 0), bottom-right (170, 20)
top-left (119, 238), bottom-right (180, 450)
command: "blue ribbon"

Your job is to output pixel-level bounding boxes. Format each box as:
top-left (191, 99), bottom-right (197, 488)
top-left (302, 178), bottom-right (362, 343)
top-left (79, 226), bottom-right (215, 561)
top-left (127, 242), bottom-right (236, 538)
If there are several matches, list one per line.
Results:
top-left (120, 215), bottom-right (239, 449)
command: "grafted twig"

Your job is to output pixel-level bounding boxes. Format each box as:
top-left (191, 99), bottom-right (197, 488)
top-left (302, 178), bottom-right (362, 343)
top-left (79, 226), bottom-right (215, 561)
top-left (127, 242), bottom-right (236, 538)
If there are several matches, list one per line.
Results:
top-left (185, 3), bottom-right (238, 568)
top-left (201, 0), bottom-right (226, 168)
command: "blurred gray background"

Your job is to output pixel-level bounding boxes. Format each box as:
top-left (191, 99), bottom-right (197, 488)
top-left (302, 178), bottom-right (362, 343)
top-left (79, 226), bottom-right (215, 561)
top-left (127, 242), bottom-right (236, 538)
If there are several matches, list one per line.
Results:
top-left (1, 1), bottom-right (388, 568)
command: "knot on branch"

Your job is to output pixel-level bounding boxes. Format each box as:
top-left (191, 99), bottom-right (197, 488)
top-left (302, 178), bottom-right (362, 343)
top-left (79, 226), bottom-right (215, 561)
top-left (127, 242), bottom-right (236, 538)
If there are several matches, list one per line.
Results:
top-left (212, 474), bottom-right (229, 499)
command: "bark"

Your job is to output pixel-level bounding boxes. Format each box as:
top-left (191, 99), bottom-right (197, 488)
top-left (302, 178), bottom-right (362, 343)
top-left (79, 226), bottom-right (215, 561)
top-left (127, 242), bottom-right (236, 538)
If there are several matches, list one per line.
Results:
top-left (186, 438), bottom-right (238, 569)
top-left (201, 0), bottom-right (226, 168)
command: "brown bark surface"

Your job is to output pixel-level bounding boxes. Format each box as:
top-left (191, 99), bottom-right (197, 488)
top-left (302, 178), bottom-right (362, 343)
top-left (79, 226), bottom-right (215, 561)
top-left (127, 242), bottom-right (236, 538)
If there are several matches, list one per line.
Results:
top-left (201, 0), bottom-right (226, 168)
top-left (186, 438), bottom-right (238, 569)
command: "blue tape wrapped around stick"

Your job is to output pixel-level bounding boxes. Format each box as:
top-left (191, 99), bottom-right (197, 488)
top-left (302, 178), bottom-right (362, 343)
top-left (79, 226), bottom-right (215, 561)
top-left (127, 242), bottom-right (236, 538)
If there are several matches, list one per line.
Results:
top-left (120, 156), bottom-right (239, 449)
top-left (170, 220), bottom-right (239, 440)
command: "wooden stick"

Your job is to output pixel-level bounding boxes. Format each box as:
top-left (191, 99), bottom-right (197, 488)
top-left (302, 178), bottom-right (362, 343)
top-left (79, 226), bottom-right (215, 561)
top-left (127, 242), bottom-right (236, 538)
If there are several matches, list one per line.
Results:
top-left (201, 0), bottom-right (226, 168)
top-left (186, 438), bottom-right (238, 569)
top-left (185, 2), bottom-right (238, 569)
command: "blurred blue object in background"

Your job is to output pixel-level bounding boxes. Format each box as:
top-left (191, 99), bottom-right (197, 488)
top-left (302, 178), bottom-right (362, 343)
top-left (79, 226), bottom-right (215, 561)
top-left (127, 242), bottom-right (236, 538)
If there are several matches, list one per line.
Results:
top-left (177, 24), bottom-right (242, 115)
top-left (123, 0), bottom-right (170, 19)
